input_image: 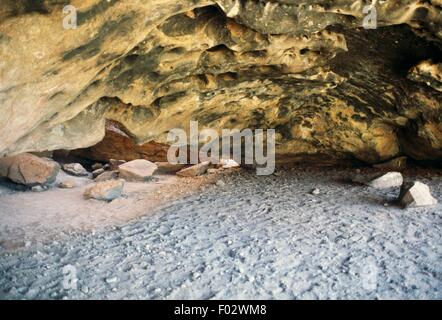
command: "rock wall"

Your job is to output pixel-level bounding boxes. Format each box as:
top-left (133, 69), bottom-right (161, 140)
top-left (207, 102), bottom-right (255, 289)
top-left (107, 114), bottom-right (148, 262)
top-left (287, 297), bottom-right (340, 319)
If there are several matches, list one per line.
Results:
top-left (1, 0), bottom-right (441, 164)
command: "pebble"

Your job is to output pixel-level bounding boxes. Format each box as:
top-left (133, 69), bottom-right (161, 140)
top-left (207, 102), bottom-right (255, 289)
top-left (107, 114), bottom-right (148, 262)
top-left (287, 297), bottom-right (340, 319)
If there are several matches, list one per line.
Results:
top-left (106, 277), bottom-right (119, 284)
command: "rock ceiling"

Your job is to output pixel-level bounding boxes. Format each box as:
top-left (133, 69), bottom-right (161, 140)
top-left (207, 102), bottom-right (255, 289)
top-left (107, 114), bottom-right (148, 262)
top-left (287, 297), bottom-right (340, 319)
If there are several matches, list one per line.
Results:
top-left (0, 0), bottom-right (441, 163)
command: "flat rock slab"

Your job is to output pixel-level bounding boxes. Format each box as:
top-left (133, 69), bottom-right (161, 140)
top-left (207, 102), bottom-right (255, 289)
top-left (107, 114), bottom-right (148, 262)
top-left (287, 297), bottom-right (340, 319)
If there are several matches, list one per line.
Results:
top-left (155, 162), bottom-right (186, 174)
top-left (399, 181), bottom-right (438, 208)
top-left (367, 172), bottom-right (403, 189)
top-left (177, 162), bottom-right (210, 177)
top-left (84, 180), bottom-right (125, 201)
top-left (0, 153), bottom-right (60, 186)
top-left (118, 160), bottom-right (158, 181)
top-left (353, 171), bottom-right (403, 189)
top-left (62, 163), bottom-right (89, 177)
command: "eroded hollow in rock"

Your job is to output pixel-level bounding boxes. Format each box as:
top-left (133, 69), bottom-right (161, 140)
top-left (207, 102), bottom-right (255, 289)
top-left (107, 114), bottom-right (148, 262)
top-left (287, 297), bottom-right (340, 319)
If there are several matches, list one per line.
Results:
top-left (1, 1), bottom-right (441, 166)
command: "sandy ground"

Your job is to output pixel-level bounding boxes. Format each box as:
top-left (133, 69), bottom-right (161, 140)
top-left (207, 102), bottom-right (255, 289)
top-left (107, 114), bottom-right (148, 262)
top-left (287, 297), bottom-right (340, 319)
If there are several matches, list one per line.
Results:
top-left (0, 166), bottom-right (441, 299)
top-left (0, 171), bottom-right (219, 249)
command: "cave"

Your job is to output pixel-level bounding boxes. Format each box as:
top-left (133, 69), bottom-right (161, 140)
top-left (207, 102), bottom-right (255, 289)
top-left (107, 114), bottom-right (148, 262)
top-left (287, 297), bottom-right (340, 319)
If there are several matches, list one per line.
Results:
top-left (0, 0), bottom-right (441, 301)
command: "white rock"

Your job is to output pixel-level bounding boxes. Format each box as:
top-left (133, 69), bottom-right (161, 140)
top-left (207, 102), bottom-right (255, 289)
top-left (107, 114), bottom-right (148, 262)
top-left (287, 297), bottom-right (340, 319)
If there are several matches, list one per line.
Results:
top-left (106, 277), bottom-right (119, 284)
top-left (220, 159), bottom-right (240, 169)
top-left (398, 181), bottom-right (438, 208)
top-left (366, 172), bottom-right (403, 189)
top-left (31, 185), bottom-right (49, 192)
top-left (118, 160), bottom-right (158, 181)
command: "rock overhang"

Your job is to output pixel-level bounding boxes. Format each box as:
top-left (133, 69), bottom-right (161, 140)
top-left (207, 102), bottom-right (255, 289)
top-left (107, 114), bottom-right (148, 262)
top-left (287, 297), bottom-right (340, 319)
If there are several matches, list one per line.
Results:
top-left (0, 0), bottom-right (441, 164)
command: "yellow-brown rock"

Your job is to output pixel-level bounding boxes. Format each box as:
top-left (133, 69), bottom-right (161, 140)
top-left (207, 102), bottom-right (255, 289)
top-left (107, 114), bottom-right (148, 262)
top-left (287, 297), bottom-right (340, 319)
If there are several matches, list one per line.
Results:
top-left (0, 1), bottom-right (441, 164)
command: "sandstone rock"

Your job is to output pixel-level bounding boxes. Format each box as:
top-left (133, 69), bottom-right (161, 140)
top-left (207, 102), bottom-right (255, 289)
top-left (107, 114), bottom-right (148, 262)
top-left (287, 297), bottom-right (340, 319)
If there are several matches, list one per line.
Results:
top-left (155, 162), bottom-right (186, 174)
top-left (118, 160), bottom-right (158, 181)
top-left (373, 157), bottom-right (407, 171)
top-left (220, 159), bottom-right (240, 169)
top-left (367, 172), bottom-right (404, 189)
top-left (71, 121), bottom-right (169, 163)
top-left (177, 162), bottom-right (210, 177)
top-left (0, 153), bottom-right (60, 186)
top-left (94, 171), bottom-right (119, 182)
top-left (84, 180), bottom-right (125, 201)
top-left (398, 181), bottom-right (438, 208)
top-left (58, 180), bottom-right (77, 189)
top-left (62, 163), bottom-right (89, 177)
top-left (0, 2), bottom-right (441, 165)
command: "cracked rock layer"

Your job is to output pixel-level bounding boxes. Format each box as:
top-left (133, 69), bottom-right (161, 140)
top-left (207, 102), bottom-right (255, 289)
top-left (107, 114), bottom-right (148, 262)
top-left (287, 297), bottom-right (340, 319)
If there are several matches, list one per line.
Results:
top-left (0, 0), bottom-right (441, 164)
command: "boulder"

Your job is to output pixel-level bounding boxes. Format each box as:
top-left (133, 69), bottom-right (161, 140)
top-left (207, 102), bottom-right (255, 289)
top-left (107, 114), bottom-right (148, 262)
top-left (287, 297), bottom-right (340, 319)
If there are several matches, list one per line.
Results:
top-left (62, 163), bottom-right (89, 177)
top-left (398, 181), bottom-right (438, 208)
top-left (373, 157), bottom-right (407, 171)
top-left (155, 162), bottom-right (186, 174)
top-left (353, 172), bottom-right (404, 189)
top-left (177, 162), bottom-right (210, 177)
top-left (84, 180), bottom-right (125, 201)
top-left (0, 153), bottom-right (60, 186)
top-left (118, 160), bottom-right (158, 181)
top-left (94, 171), bottom-right (119, 182)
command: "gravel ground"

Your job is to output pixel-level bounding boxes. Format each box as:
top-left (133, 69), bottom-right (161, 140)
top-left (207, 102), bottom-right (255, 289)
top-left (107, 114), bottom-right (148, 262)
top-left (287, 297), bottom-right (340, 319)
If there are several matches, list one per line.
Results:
top-left (0, 167), bottom-right (441, 299)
